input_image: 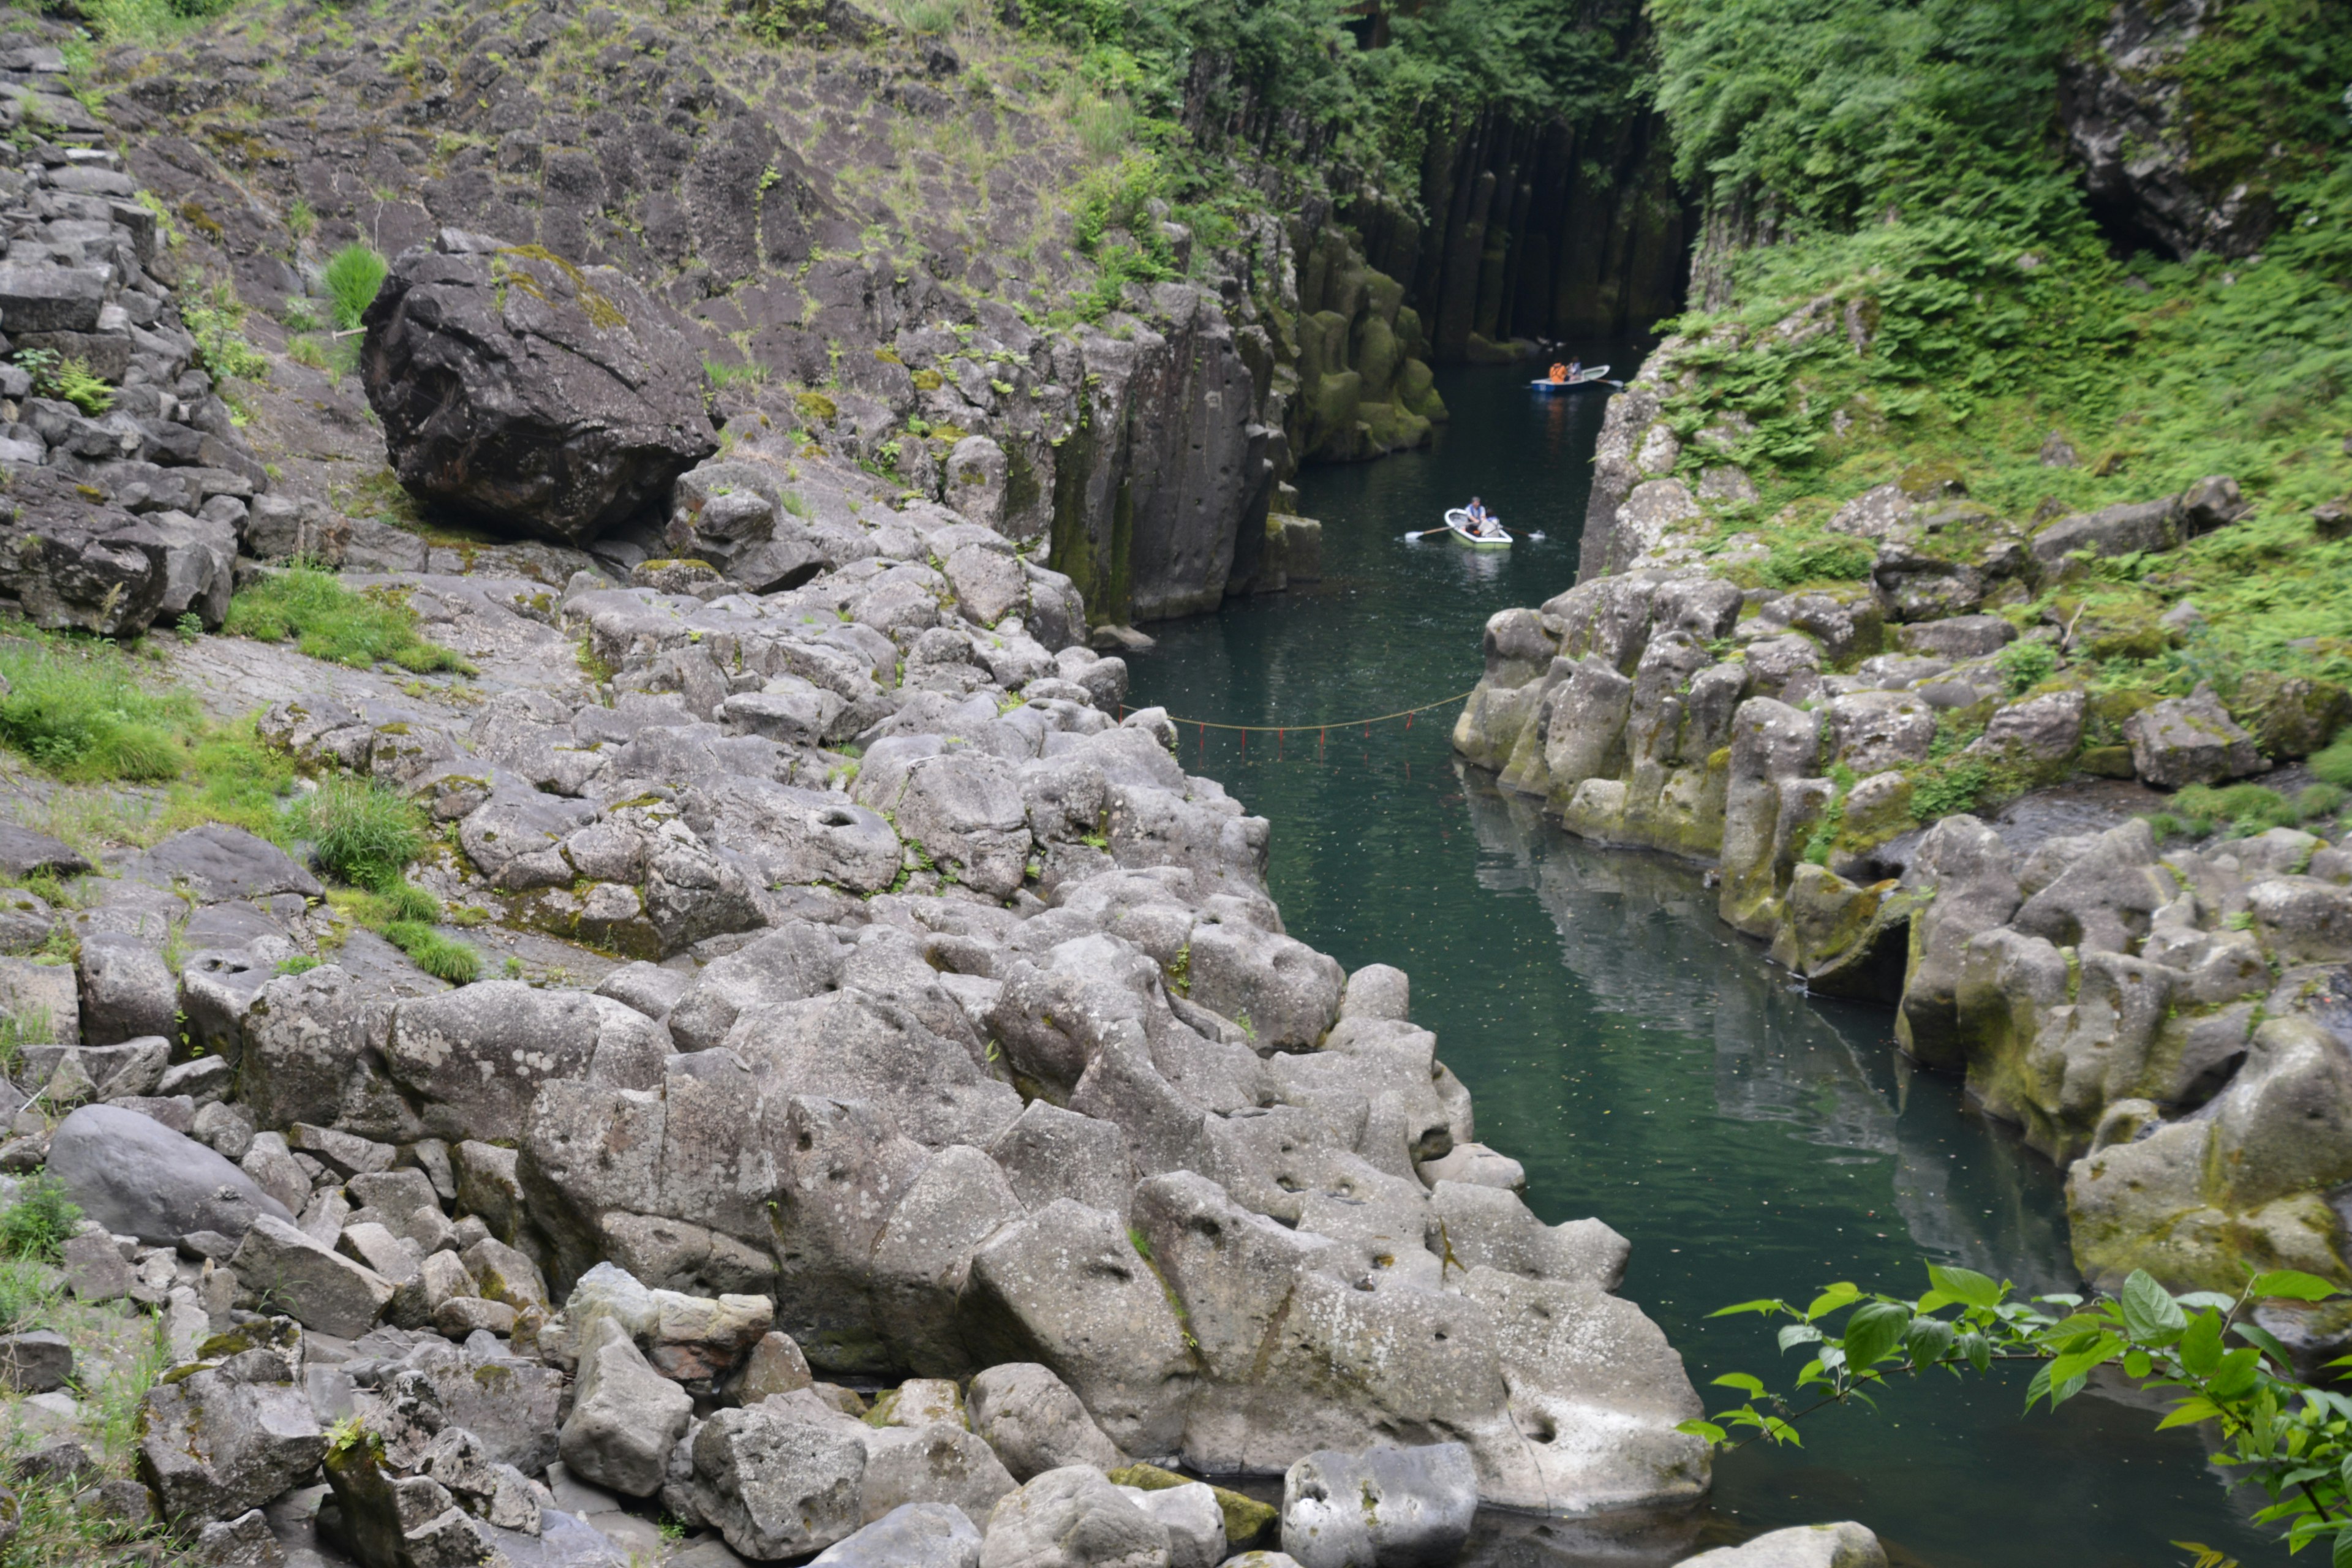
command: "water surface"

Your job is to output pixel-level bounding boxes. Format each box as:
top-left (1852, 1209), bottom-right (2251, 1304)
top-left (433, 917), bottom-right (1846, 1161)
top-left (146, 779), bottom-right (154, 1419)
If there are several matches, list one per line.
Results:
top-left (1126, 362), bottom-right (2274, 1567)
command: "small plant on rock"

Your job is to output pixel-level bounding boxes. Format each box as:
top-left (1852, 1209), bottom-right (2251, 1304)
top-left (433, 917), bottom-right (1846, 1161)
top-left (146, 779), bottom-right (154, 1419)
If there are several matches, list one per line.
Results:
top-left (0, 1174), bottom-right (81, 1263)
top-left (324, 243), bottom-right (390, 332)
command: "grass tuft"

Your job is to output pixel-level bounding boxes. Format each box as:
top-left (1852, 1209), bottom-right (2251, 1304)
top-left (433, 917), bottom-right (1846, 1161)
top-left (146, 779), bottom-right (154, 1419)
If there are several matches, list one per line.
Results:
top-left (324, 243), bottom-right (390, 332)
top-left (298, 777), bottom-right (426, 892)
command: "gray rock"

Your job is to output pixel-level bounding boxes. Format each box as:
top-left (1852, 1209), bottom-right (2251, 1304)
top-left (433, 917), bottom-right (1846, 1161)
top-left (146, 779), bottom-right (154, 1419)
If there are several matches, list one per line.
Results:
top-left (362, 230), bottom-right (718, 547)
top-left (980, 1466), bottom-right (1169, 1568)
top-left (388, 982), bottom-right (667, 1142)
top-left (594, 960), bottom-right (691, 1021)
top-left (0, 823), bottom-right (89, 880)
top-left (0, 1330), bottom-right (72, 1393)
top-left (190, 1507), bottom-right (281, 1567)
top-left (139, 1327), bottom-right (325, 1526)
top-left (1892, 615), bottom-right (2015, 660)
top-left (62, 1229), bottom-right (135, 1302)
top-left (130, 824), bottom-right (323, 902)
top-left (963, 1202), bottom-right (1193, 1457)
top-left (1126, 1482), bottom-right (1223, 1568)
top-left (2030, 497), bottom-right (2179, 566)
top-left (1676, 1521), bottom-right (1887, 1568)
top-left (666, 922), bottom-right (844, 1052)
top-left (2126, 687), bottom-right (2264, 788)
top-left (812, 1501), bottom-right (983, 1568)
top-left (560, 1316), bottom-right (693, 1498)
top-left (682, 1397), bottom-right (870, 1560)
top-left (1280, 1445), bottom-right (1475, 1568)
top-left (966, 1362), bottom-right (1123, 1482)
top-left (230, 1215), bottom-right (396, 1339)
top-left (47, 1104), bottom-right (293, 1245)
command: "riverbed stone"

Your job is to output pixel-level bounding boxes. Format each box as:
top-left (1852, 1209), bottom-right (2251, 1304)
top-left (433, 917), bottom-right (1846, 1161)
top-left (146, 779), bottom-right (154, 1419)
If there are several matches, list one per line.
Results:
top-left (1280, 1444), bottom-right (1476, 1568)
top-left (1676, 1522), bottom-right (1887, 1567)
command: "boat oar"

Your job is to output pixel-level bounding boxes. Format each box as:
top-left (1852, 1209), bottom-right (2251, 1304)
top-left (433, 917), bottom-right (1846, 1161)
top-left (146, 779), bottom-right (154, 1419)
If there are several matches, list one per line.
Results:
top-left (1406, 524), bottom-right (1453, 539)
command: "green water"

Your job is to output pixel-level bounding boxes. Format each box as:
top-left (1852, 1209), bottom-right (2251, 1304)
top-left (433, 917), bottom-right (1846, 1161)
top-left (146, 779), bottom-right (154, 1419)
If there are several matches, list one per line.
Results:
top-left (1125, 363), bottom-right (2275, 1567)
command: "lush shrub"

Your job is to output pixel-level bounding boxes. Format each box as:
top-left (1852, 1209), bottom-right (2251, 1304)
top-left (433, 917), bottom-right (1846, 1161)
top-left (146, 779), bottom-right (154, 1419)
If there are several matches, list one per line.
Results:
top-left (1911, 760), bottom-right (1989, 821)
top-left (224, 567), bottom-right (470, 674)
top-left (324, 243), bottom-right (390, 333)
top-left (300, 778), bottom-right (426, 892)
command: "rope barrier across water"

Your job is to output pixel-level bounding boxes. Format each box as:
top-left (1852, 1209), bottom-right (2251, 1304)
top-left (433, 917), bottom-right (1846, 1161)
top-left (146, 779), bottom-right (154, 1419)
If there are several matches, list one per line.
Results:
top-left (1117, 687), bottom-right (1480, 737)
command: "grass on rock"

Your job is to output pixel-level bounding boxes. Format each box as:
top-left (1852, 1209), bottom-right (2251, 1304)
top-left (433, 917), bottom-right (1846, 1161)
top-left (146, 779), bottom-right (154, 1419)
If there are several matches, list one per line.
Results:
top-left (223, 566), bottom-right (471, 674)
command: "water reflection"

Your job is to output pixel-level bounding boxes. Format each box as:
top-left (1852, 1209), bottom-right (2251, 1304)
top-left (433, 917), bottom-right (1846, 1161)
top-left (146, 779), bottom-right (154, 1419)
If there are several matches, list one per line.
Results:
top-left (1457, 763), bottom-right (2079, 1298)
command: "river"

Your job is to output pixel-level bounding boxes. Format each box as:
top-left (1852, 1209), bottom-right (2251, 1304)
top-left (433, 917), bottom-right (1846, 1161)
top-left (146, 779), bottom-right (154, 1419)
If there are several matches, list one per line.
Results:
top-left (1123, 361), bottom-right (2277, 1567)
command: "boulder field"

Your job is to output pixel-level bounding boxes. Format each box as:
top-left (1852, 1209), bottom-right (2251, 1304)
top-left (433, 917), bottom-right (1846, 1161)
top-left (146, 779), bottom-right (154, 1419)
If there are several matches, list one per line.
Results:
top-left (2, 345), bottom-right (1708, 1564)
top-left (1457, 343), bottom-right (2352, 1295)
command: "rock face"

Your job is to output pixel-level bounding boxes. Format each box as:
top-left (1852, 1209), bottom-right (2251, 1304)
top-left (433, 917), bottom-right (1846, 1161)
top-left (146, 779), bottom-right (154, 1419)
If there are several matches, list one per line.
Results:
top-left (2058, 0), bottom-right (2277, 258)
top-left (361, 230), bottom-right (718, 546)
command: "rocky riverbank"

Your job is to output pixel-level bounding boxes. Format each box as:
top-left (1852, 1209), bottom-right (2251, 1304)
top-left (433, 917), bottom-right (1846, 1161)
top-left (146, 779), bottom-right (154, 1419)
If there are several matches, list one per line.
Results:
top-left (0, 35), bottom-right (1724, 1562)
top-left (1455, 335), bottom-right (2352, 1296)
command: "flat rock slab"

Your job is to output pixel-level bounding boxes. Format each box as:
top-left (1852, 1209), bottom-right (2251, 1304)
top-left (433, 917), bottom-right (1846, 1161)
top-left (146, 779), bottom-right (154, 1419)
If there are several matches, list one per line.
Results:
top-left (128, 823), bottom-right (322, 902)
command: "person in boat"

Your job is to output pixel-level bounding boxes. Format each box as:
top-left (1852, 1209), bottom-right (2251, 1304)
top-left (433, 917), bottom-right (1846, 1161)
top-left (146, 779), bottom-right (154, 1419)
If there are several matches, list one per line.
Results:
top-left (1547, 363), bottom-right (1567, 384)
top-left (1567, 357), bottom-right (1581, 381)
top-left (1465, 497), bottom-right (1498, 538)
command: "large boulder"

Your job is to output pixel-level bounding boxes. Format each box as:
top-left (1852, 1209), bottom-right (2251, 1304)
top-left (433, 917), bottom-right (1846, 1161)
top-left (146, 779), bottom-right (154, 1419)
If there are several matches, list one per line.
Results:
top-left (386, 982), bottom-right (668, 1142)
top-left (47, 1104), bottom-right (292, 1246)
top-left (228, 1216), bottom-right (396, 1338)
top-left (813, 1502), bottom-right (984, 1568)
top-left (361, 229), bottom-right (717, 546)
top-left (2125, 687), bottom-right (2263, 788)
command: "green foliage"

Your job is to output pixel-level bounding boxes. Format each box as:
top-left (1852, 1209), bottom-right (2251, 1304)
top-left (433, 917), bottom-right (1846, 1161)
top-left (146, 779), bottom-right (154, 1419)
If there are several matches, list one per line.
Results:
top-left (1686, 1263), bottom-right (2352, 1561)
top-left (1020, 0), bottom-right (1645, 199)
top-left (1996, 639), bottom-right (2059, 696)
top-left (385, 921), bottom-right (480, 984)
top-left (0, 1175), bottom-right (81, 1264)
top-left (0, 635), bottom-right (200, 783)
top-left (24, 353), bottom-right (117, 416)
top-left (299, 777), bottom-right (426, 892)
top-left (2143, 780), bottom-right (2346, 842)
top-left (181, 281), bottom-right (270, 382)
top-left (323, 243), bottom-right (389, 333)
top-left (0, 1253), bottom-right (60, 1335)
top-left (276, 954), bottom-right (322, 975)
top-left (0, 1007), bottom-right (51, 1080)
top-left (1757, 536), bottom-right (1873, 589)
top-left (1651, 0), bottom-right (2088, 234)
top-left (1910, 758), bottom-right (1989, 821)
top-left (224, 567), bottom-right (472, 674)
top-left (2312, 736), bottom-right (2352, 791)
